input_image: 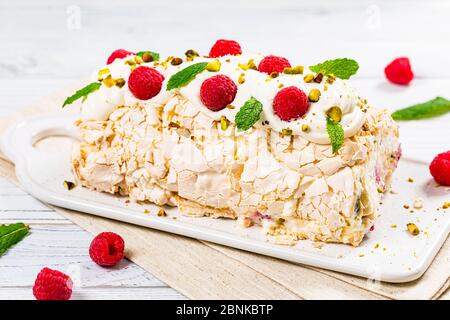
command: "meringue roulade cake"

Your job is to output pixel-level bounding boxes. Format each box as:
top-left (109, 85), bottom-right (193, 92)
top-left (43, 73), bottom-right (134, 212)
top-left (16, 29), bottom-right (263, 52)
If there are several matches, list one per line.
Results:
top-left (67, 41), bottom-right (400, 246)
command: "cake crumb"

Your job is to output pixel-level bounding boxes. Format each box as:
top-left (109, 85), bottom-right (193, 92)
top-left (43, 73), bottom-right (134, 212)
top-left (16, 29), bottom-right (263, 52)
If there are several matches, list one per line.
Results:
top-left (359, 253), bottom-right (365, 257)
top-left (313, 242), bottom-right (323, 249)
top-left (238, 216), bottom-right (253, 228)
top-left (403, 204), bottom-right (410, 209)
top-left (443, 201), bottom-right (450, 209)
top-left (407, 177), bottom-right (414, 183)
top-left (413, 198), bottom-right (423, 209)
top-left (374, 243), bottom-right (380, 249)
top-left (143, 209), bottom-right (150, 214)
top-left (157, 209), bottom-right (167, 217)
top-left (390, 224), bottom-right (397, 228)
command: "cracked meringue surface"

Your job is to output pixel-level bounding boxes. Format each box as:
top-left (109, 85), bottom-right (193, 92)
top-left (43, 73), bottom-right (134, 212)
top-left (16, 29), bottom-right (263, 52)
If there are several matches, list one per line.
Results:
top-left (72, 88), bottom-right (400, 246)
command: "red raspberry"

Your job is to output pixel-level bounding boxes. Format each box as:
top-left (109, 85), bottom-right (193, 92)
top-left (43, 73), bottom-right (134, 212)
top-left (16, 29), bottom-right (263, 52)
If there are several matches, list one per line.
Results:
top-left (258, 55), bottom-right (291, 74)
top-left (89, 232), bottom-right (125, 267)
top-left (128, 66), bottom-right (164, 100)
top-left (429, 151), bottom-right (450, 186)
top-left (33, 268), bottom-right (73, 300)
top-left (273, 86), bottom-right (309, 121)
top-left (200, 75), bottom-right (237, 111)
top-left (384, 57), bottom-right (414, 85)
top-left (209, 39), bottom-right (242, 58)
top-left (107, 49), bottom-right (134, 65)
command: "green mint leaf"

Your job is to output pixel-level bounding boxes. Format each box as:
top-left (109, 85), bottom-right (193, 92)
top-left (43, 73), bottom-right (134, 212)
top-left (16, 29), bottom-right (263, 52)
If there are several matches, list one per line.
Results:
top-left (235, 97), bottom-right (263, 131)
top-left (326, 117), bottom-right (344, 153)
top-left (310, 58), bottom-right (359, 80)
top-left (392, 97), bottom-right (450, 121)
top-left (167, 62), bottom-right (208, 90)
top-left (62, 82), bottom-right (101, 107)
top-left (136, 51), bottom-right (160, 61)
top-left (0, 223), bottom-right (29, 256)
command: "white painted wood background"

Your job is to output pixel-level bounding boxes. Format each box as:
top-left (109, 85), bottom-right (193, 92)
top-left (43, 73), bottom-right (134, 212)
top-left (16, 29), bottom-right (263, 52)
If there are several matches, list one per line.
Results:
top-left (0, 0), bottom-right (449, 299)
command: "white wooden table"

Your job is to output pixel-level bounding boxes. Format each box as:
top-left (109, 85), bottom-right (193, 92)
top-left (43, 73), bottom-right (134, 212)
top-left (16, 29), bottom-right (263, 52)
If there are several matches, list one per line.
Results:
top-left (0, 0), bottom-right (449, 299)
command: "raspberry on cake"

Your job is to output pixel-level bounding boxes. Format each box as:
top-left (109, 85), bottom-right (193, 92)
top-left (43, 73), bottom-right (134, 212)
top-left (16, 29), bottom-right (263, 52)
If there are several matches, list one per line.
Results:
top-left (68, 49), bottom-right (400, 246)
top-left (128, 66), bottom-right (164, 100)
top-left (200, 75), bottom-right (237, 111)
top-left (107, 49), bottom-right (134, 65)
top-left (273, 86), bottom-right (309, 121)
top-left (258, 55), bottom-right (291, 74)
top-left (209, 39), bottom-right (242, 58)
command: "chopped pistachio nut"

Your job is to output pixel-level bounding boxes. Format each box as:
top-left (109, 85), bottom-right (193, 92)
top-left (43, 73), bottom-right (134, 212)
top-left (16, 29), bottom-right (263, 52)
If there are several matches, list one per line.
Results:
top-left (220, 116), bottom-right (229, 131)
top-left (326, 106), bottom-right (342, 122)
top-left (97, 68), bottom-right (110, 80)
top-left (171, 57), bottom-right (183, 66)
top-left (185, 49), bottom-right (199, 61)
top-left (269, 72), bottom-right (279, 78)
top-left (238, 73), bottom-right (245, 84)
top-left (143, 209), bottom-right (150, 214)
top-left (308, 89), bottom-right (321, 102)
top-left (157, 209), bottom-right (167, 217)
top-left (206, 59), bottom-right (221, 72)
top-left (443, 201), bottom-right (450, 209)
top-left (114, 78), bottom-right (126, 88)
top-left (63, 180), bottom-right (76, 190)
top-left (390, 224), bottom-right (397, 228)
top-left (238, 59), bottom-right (257, 71)
top-left (142, 52), bottom-right (154, 63)
top-left (377, 187), bottom-right (384, 193)
top-left (406, 223), bottom-right (420, 236)
top-left (407, 177), bottom-right (414, 183)
top-left (283, 66), bottom-right (304, 75)
top-left (102, 75), bottom-right (115, 88)
top-left (314, 73), bottom-right (324, 83)
top-left (326, 75), bottom-right (336, 84)
top-left (301, 124), bottom-right (310, 133)
top-left (125, 59), bottom-right (136, 66)
top-left (323, 85), bottom-right (328, 91)
top-left (134, 55), bottom-right (143, 64)
top-left (281, 128), bottom-right (292, 136)
top-left (303, 74), bottom-right (314, 83)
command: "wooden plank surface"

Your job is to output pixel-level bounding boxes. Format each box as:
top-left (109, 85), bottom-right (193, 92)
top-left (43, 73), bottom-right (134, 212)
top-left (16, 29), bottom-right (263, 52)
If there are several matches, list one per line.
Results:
top-left (0, 0), bottom-right (449, 299)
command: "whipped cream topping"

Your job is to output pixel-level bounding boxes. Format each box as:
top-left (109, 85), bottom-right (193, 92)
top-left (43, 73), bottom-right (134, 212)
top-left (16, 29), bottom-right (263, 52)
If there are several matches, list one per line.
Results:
top-left (81, 53), bottom-right (367, 144)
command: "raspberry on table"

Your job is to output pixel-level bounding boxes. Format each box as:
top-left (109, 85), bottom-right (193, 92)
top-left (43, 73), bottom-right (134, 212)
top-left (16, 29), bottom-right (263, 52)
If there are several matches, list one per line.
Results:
top-left (107, 49), bottom-right (134, 65)
top-left (200, 75), bottom-right (237, 111)
top-left (89, 232), bottom-right (125, 267)
top-left (258, 55), bottom-right (291, 74)
top-left (273, 86), bottom-right (309, 121)
top-left (128, 66), bottom-right (164, 100)
top-left (33, 267), bottom-right (73, 300)
top-left (429, 151), bottom-right (450, 186)
top-left (384, 57), bottom-right (414, 85)
top-left (209, 39), bottom-right (242, 58)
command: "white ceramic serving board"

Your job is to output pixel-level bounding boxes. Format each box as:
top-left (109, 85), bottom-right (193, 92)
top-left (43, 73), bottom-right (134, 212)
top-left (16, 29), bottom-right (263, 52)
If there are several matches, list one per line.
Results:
top-left (1, 114), bottom-right (449, 283)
